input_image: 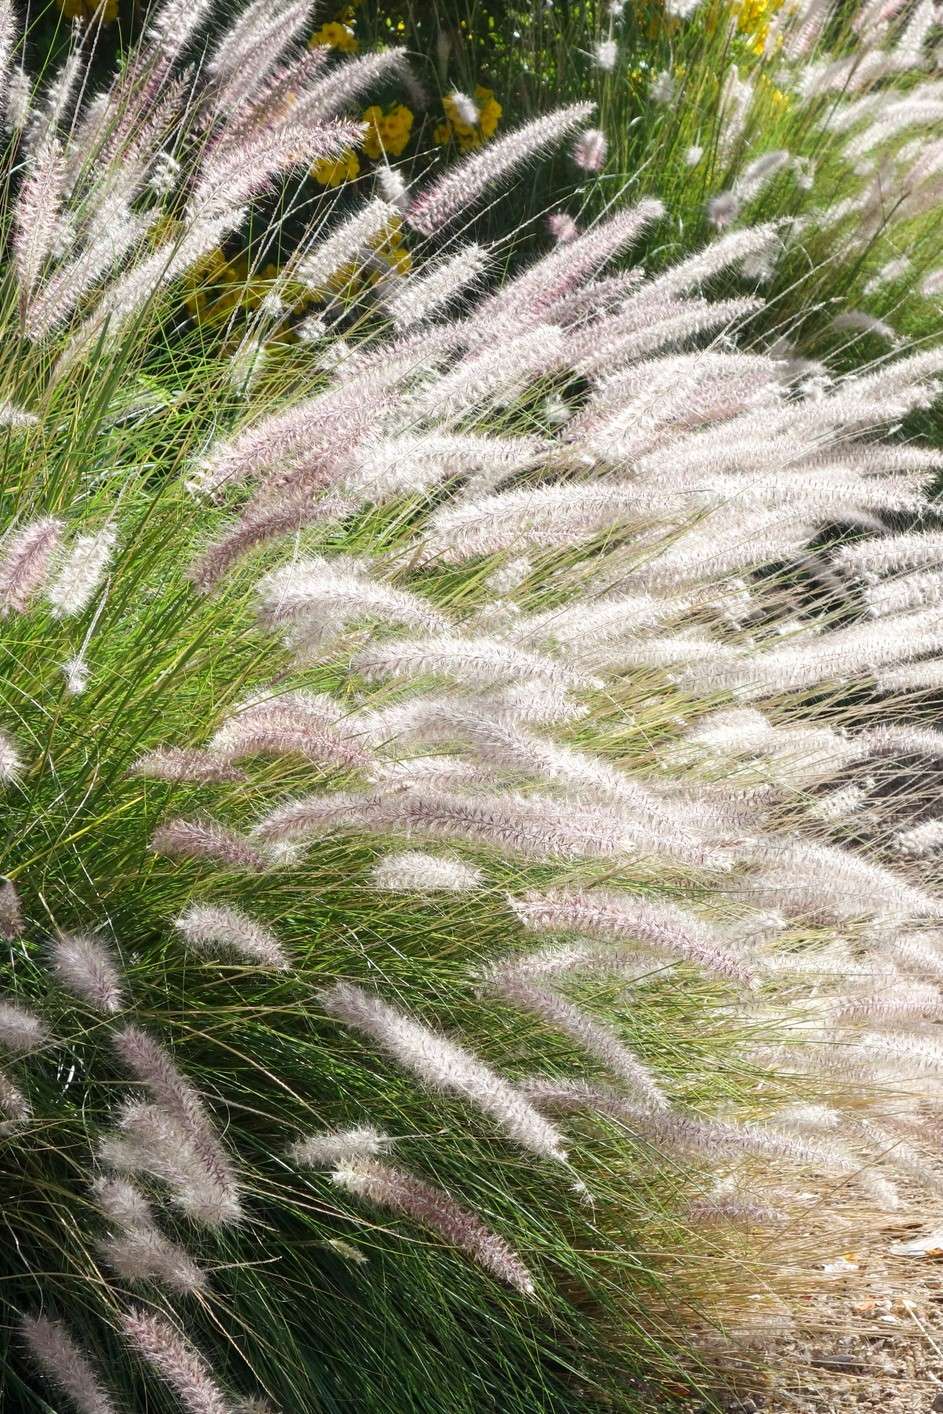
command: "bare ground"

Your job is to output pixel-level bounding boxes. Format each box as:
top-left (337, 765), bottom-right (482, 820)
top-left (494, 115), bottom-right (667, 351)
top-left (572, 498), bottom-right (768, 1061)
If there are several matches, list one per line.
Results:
top-left (682, 1185), bottom-right (943, 1412)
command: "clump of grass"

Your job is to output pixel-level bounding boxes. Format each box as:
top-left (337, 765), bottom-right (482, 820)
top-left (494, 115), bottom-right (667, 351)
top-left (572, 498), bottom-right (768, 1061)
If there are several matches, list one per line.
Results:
top-left (369, 0), bottom-right (943, 380)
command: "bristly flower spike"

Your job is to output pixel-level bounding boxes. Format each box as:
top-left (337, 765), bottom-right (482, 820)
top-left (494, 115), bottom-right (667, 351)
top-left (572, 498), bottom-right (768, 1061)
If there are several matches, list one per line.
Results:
top-left (0, 2), bottom-right (17, 128)
top-left (547, 211), bottom-right (579, 242)
top-left (12, 138), bottom-right (65, 316)
top-left (122, 1309), bottom-right (232, 1414)
top-left (385, 244), bottom-right (488, 329)
top-left (333, 1159), bottom-right (536, 1294)
top-left (407, 103), bottom-right (594, 235)
top-left (174, 903), bottom-right (288, 969)
top-left (289, 1125), bottom-right (392, 1166)
top-left (131, 746), bottom-right (247, 784)
top-left (0, 731), bottom-right (23, 783)
top-left (449, 90), bottom-right (479, 126)
top-left (51, 932), bottom-right (124, 1013)
top-left (92, 1176), bottom-right (206, 1294)
top-left (572, 128), bottom-right (608, 172)
top-left (320, 981), bottom-right (568, 1162)
top-left (109, 1025), bottom-right (241, 1226)
top-left (0, 518), bottom-right (62, 614)
top-left (0, 879), bottom-right (23, 937)
top-left (0, 999), bottom-right (48, 1053)
top-left (46, 527), bottom-right (116, 618)
top-left (21, 1315), bottom-right (119, 1414)
top-left (593, 39), bottom-right (618, 70)
top-left (151, 817), bottom-right (267, 872)
top-left (369, 851), bottom-right (484, 893)
top-left (294, 198), bottom-right (396, 295)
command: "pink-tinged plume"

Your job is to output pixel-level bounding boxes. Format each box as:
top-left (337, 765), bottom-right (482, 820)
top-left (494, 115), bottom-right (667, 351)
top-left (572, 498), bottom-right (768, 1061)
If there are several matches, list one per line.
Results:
top-left (333, 1159), bottom-right (536, 1294)
top-left (407, 103), bottom-right (594, 235)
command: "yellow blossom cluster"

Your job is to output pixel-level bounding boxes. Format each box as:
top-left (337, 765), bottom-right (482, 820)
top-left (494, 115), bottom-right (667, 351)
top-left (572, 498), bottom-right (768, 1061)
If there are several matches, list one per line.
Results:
top-left (312, 103), bottom-right (414, 187)
top-left (735, 0), bottom-right (784, 55)
top-left (362, 103), bottom-right (414, 159)
top-left (434, 85), bottom-right (502, 152)
top-left (185, 215), bottom-right (411, 331)
top-left (55, 0), bottom-right (117, 21)
top-left (309, 20), bottom-right (359, 52)
top-left (370, 217), bottom-right (411, 279)
top-left (184, 251), bottom-right (311, 329)
top-left (312, 149), bottom-right (362, 187)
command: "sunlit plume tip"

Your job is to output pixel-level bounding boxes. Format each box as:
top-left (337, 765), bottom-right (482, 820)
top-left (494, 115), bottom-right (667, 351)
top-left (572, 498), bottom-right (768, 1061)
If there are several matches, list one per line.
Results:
top-left (0, 879), bottom-right (23, 937)
top-left (151, 817), bottom-right (267, 872)
top-left (572, 128), bottom-right (608, 172)
top-left (93, 1176), bottom-right (206, 1294)
top-left (368, 850), bottom-right (484, 893)
top-left (131, 747), bottom-right (248, 784)
top-left (0, 730), bottom-right (22, 783)
top-left (122, 1309), bottom-right (234, 1414)
top-left (0, 999), bottom-right (48, 1054)
top-left (407, 103), bottom-right (594, 235)
top-left (0, 517), bottom-right (62, 615)
top-left (290, 1125), bottom-right (392, 1167)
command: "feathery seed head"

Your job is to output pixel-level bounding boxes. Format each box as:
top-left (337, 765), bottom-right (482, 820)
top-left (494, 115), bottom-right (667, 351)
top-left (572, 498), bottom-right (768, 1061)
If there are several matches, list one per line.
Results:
top-left (51, 932), bottom-right (124, 1014)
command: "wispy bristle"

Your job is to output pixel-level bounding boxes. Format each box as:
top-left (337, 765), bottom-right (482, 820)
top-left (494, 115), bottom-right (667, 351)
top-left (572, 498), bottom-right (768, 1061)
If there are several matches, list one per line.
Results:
top-left (122, 1309), bottom-right (231, 1414)
top-left (0, 518), bottom-right (62, 614)
top-left (407, 104), bottom-right (594, 235)
top-left (93, 1176), bottom-right (206, 1293)
top-left (112, 1025), bottom-right (241, 1224)
top-left (0, 999), bottom-right (47, 1053)
top-left (320, 981), bottom-right (567, 1162)
top-left (174, 903), bottom-right (288, 969)
top-left (21, 1315), bottom-right (118, 1414)
top-left (46, 527), bottom-right (116, 618)
top-left (333, 1159), bottom-right (536, 1294)
top-left (368, 850), bottom-right (484, 893)
top-left (131, 747), bottom-right (247, 784)
top-left (0, 879), bottom-right (22, 937)
top-left (51, 931), bottom-right (124, 1013)
top-left (290, 1125), bottom-right (392, 1167)
top-left (151, 817), bottom-right (266, 872)
top-left (0, 1065), bottom-right (29, 1125)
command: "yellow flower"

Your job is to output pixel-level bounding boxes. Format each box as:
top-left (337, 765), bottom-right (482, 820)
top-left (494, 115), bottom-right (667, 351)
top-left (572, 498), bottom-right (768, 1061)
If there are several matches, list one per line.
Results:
top-left (365, 217), bottom-right (411, 281)
top-left (736, 0), bottom-right (767, 30)
top-left (184, 249), bottom-right (229, 323)
top-left (56, 0), bottom-right (117, 20)
top-left (184, 253), bottom-right (293, 326)
top-left (378, 244), bottom-right (411, 278)
top-left (312, 150), bottom-right (361, 187)
top-left (362, 104), bottom-right (414, 160)
top-left (437, 85), bottom-right (502, 153)
top-left (477, 87), bottom-right (502, 139)
top-left (734, 0), bottom-right (783, 50)
top-left (371, 217), bottom-right (403, 257)
top-left (309, 20), bottom-right (358, 52)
